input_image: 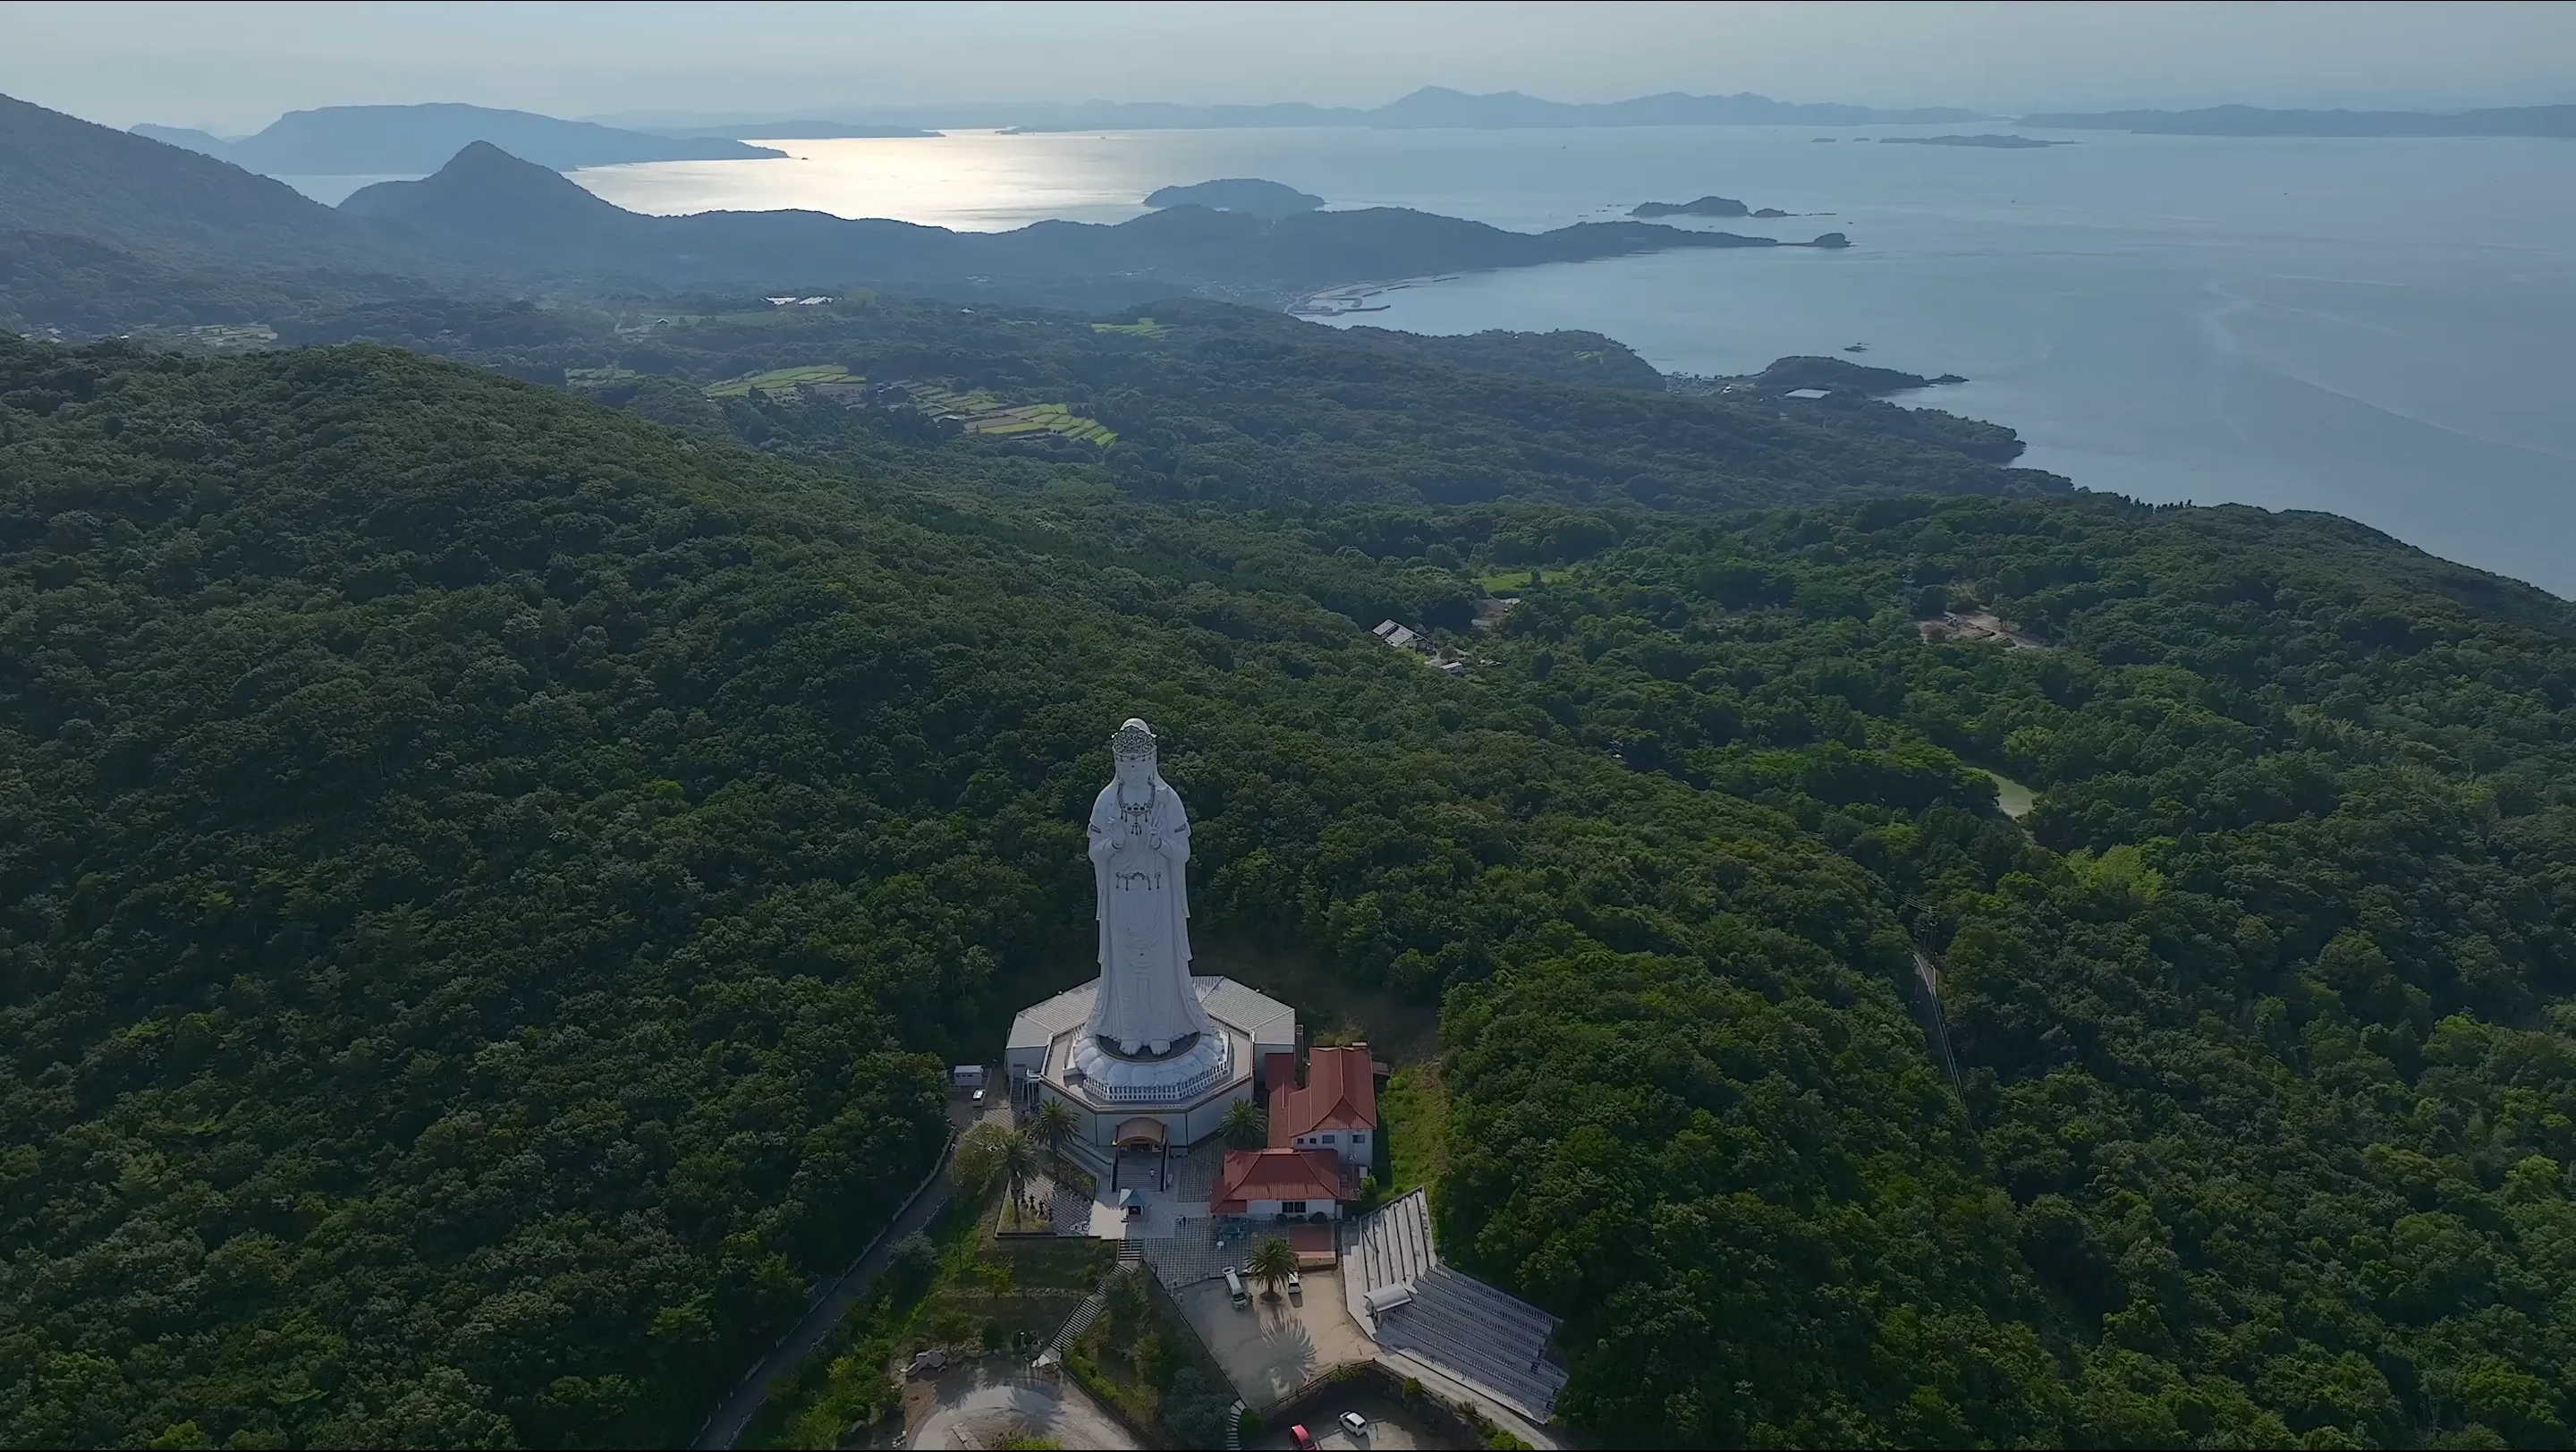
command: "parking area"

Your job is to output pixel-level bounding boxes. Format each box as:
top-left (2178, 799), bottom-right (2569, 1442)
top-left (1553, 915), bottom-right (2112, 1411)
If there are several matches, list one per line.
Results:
top-left (1251, 1387), bottom-right (1448, 1451)
top-left (1177, 1269), bottom-right (1376, 1411)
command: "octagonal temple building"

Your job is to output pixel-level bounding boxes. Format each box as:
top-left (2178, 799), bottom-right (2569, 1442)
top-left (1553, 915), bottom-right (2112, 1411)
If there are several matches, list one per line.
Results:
top-left (1004, 719), bottom-right (1293, 1149)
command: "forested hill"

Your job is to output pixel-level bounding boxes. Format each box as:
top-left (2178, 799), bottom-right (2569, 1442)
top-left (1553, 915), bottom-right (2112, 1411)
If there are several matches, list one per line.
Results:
top-left (0, 94), bottom-right (407, 275)
top-left (336, 142), bottom-right (1835, 301)
top-left (278, 292), bottom-right (2055, 510)
top-left (0, 94), bottom-right (453, 339)
top-left (1, 89), bottom-right (1851, 334)
top-left (7, 328), bottom-right (2576, 1450)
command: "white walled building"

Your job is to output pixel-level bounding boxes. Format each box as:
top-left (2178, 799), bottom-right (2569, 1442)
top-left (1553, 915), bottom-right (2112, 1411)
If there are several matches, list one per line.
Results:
top-left (1004, 975), bottom-right (1296, 1150)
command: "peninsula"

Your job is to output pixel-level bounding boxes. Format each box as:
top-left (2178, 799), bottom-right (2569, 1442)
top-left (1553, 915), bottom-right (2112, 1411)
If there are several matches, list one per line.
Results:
top-left (1878, 133), bottom-right (2072, 149)
top-left (2017, 102), bottom-right (2576, 137)
top-left (648, 120), bottom-right (941, 140)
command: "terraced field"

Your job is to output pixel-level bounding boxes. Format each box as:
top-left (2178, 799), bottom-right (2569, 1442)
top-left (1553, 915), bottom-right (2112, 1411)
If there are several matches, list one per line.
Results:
top-left (878, 380), bottom-right (1117, 446)
top-left (565, 365), bottom-right (643, 389)
top-left (685, 367), bottom-right (1115, 446)
top-left (703, 363), bottom-right (852, 397)
top-left (1089, 318), bottom-right (1166, 335)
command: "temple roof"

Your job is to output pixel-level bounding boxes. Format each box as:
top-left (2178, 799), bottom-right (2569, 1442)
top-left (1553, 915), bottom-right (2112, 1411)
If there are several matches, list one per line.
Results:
top-left (1008, 976), bottom-right (1296, 1057)
top-left (1272, 1044), bottom-right (1378, 1141)
top-left (1214, 1148), bottom-right (1347, 1210)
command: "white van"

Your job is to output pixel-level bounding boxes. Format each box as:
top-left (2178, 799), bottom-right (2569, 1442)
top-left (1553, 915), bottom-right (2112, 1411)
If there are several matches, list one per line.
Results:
top-left (1224, 1267), bottom-right (1247, 1306)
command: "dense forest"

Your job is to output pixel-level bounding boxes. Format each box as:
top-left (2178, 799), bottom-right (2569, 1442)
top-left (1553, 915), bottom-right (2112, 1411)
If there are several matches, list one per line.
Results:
top-left (5, 292), bottom-right (2575, 1452)
top-left (280, 293), bottom-right (2047, 511)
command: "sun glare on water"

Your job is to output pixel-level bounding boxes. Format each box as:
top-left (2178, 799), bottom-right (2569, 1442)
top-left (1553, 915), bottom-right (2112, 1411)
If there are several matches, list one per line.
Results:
top-left (569, 132), bottom-right (1161, 231)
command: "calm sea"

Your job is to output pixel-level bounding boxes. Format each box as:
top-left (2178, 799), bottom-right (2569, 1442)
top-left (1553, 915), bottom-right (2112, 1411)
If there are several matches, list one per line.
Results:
top-left (318, 124), bottom-right (2576, 594)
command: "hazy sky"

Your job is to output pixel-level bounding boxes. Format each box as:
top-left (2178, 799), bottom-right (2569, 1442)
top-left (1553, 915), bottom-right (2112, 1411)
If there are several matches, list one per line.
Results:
top-left (4, 0), bottom-right (2571, 132)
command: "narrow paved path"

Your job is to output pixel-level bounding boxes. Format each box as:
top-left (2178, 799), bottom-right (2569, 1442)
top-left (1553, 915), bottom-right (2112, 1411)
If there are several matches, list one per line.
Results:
top-left (694, 1134), bottom-right (960, 1449)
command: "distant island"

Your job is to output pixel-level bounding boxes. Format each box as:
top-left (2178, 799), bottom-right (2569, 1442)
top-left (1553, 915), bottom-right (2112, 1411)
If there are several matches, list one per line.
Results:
top-left (1878, 134), bottom-right (2072, 149)
top-left (325, 140), bottom-right (1857, 307)
top-left (648, 121), bottom-right (939, 140)
top-left (619, 87), bottom-right (1994, 136)
top-left (2016, 102), bottom-right (2576, 138)
top-left (1631, 196), bottom-right (1809, 219)
top-left (132, 102), bottom-right (784, 174)
top-left (1632, 195), bottom-right (1750, 218)
top-left (1144, 178), bottom-right (1326, 217)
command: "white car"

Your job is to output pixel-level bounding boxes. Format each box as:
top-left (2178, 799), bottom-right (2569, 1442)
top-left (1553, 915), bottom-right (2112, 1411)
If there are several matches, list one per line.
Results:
top-left (1338, 1410), bottom-right (1368, 1439)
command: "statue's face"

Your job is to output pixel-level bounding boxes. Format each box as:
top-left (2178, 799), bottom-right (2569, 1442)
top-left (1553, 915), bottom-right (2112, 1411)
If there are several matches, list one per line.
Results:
top-left (1114, 754), bottom-right (1154, 791)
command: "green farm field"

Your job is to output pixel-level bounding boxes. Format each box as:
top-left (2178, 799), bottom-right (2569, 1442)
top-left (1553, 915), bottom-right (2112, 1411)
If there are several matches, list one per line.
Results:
top-left (703, 363), bottom-right (852, 397)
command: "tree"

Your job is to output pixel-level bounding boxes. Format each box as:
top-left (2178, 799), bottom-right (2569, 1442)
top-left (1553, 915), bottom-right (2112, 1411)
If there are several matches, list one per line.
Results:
top-left (1246, 1236), bottom-right (1299, 1300)
top-left (954, 1122), bottom-right (1035, 1200)
top-left (1104, 1266), bottom-right (1151, 1335)
top-left (886, 1234), bottom-right (939, 1300)
top-left (1162, 1366), bottom-right (1233, 1448)
top-left (1031, 1099), bottom-right (1078, 1165)
top-left (1219, 1098), bottom-right (1268, 1151)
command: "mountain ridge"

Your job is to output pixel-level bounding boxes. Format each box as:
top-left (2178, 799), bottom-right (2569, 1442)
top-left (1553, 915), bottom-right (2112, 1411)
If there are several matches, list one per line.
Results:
top-left (0, 92), bottom-right (430, 276)
top-left (128, 101), bottom-right (787, 174)
top-left (337, 142), bottom-right (1847, 301)
top-left (593, 85), bottom-right (1989, 134)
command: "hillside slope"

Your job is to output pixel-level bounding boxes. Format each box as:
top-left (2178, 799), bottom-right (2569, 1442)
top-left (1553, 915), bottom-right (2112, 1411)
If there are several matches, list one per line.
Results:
top-left (6, 327), bottom-right (2576, 1448)
top-left (0, 336), bottom-right (1995, 1446)
top-left (0, 94), bottom-right (452, 332)
top-left (0, 94), bottom-right (400, 272)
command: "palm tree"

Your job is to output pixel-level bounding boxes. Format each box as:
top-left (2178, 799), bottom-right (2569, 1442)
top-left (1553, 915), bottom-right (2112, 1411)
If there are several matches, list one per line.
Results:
top-left (1247, 1235), bottom-right (1299, 1300)
top-left (954, 1120), bottom-right (1013, 1196)
top-left (1218, 1097), bottom-right (1267, 1151)
top-left (954, 1122), bottom-right (1042, 1207)
top-left (1031, 1098), bottom-right (1077, 1164)
top-left (996, 1128), bottom-right (1040, 1207)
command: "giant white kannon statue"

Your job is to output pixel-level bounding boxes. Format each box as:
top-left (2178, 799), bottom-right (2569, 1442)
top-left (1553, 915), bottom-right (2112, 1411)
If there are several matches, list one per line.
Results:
top-left (1072, 718), bottom-right (1230, 1100)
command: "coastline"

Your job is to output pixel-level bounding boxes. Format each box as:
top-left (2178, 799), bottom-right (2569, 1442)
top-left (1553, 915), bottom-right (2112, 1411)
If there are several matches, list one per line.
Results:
top-left (1287, 275), bottom-right (1465, 318)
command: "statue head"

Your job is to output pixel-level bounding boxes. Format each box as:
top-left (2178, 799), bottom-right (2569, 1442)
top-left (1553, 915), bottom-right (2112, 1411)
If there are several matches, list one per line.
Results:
top-left (1111, 718), bottom-right (1158, 790)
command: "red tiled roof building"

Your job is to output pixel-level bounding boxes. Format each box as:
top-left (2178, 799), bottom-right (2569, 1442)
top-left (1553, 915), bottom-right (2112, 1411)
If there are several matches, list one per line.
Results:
top-left (1218, 1044), bottom-right (1377, 1218)
top-left (1212, 1147), bottom-right (1346, 1217)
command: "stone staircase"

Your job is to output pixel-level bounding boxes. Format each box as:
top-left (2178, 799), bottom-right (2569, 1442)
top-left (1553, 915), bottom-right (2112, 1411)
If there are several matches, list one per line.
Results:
top-left (1351, 1188), bottom-right (1439, 1295)
top-left (1344, 1188), bottom-right (1567, 1420)
top-left (1376, 1266), bottom-right (1569, 1417)
top-left (1038, 1247), bottom-right (1142, 1363)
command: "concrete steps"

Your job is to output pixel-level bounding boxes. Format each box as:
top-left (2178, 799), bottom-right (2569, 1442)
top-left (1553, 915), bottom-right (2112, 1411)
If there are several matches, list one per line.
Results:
top-left (1346, 1188), bottom-right (1565, 1418)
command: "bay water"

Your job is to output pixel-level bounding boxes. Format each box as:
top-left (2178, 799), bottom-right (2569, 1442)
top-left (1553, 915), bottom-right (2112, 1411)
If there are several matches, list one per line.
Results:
top-left (551, 125), bottom-right (2576, 594)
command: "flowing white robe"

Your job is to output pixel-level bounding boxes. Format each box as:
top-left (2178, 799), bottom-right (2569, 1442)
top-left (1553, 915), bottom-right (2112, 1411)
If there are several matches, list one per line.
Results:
top-left (1084, 772), bottom-right (1211, 1054)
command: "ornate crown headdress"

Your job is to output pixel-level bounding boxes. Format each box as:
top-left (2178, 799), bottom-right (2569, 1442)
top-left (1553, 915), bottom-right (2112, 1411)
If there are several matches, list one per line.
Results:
top-left (1111, 718), bottom-right (1158, 763)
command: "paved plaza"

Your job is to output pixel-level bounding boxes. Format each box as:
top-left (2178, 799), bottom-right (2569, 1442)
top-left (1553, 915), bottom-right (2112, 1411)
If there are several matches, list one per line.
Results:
top-left (1018, 1171), bottom-right (1092, 1236)
top-left (1178, 1269), bottom-right (1375, 1411)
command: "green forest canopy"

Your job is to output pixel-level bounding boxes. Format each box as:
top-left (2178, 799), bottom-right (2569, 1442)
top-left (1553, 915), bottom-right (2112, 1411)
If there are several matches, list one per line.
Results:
top-left (3, 318), bottom-right (2573, 1450)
